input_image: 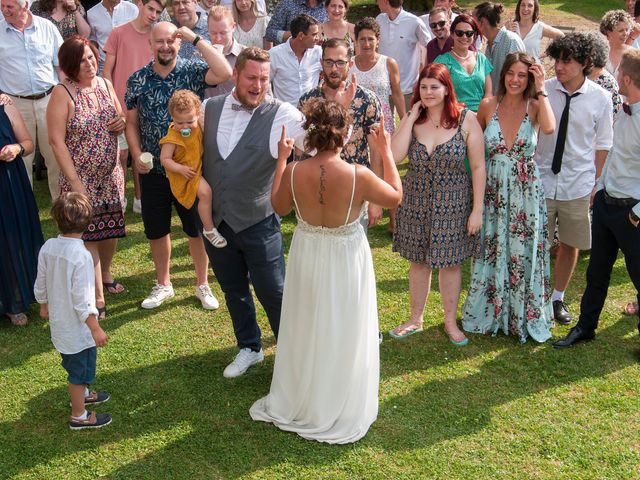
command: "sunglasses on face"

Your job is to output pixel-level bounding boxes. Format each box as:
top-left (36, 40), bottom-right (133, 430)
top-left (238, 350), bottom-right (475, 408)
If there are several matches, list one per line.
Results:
top-left (429, 20), bottom-right (446, 29)
top-left (453, 29), bottom-right (475, 38)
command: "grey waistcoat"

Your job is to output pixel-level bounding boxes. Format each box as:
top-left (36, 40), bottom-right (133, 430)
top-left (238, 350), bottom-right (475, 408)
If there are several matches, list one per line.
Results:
top-left (202, 95), bottom-right (280, 233)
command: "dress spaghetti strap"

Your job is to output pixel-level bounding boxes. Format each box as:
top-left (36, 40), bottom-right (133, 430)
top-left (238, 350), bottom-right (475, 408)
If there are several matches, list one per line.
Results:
top-left (290, 162), bottom-right (303, 221)
top-left (344, 164), bottom-right (356, 226)
top-left (60, 83), bottom-right (75, 103)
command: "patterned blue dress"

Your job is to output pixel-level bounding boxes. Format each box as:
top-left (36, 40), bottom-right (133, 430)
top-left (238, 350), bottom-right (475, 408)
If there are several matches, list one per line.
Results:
top-left (462, 105), bottom-right (552, 343)
top-left (393, 109), bottom-right (480, 268)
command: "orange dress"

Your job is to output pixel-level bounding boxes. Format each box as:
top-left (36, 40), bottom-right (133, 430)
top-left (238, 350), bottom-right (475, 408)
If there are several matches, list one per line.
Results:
top-left (159, 123), bottom-right (203, 209)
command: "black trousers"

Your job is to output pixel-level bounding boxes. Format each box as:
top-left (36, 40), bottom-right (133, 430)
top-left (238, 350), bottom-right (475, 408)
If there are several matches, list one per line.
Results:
top-left (577, 191), bottom-right (640, 332)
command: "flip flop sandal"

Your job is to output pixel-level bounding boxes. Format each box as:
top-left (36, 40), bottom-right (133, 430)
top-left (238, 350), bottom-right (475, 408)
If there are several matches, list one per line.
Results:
top-left (388, 322), bottom-right (423, 339)
top-left (103, 280), bottom-right (125, 295)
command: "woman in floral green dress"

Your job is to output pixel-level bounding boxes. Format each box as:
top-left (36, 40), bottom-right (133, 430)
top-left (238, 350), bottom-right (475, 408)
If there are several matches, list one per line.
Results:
top-left (463, 52), bottom-right (556, 342)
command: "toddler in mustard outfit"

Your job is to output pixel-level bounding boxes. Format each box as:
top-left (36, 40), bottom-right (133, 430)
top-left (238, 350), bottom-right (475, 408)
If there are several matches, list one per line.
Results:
top-left (160, 90), bottom-right (226, 248)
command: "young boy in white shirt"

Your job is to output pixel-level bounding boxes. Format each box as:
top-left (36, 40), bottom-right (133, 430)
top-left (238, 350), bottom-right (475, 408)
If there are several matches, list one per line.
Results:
top-left (34, 192), bottom-right (112, 430)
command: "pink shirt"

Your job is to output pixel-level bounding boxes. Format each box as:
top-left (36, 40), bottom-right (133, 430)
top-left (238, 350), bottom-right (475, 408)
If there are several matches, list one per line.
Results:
top-left (104, 21), bottom-right (152, 110)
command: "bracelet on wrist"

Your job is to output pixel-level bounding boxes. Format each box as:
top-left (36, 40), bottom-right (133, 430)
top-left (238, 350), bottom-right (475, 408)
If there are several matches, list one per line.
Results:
top-left (537, 90), bottom-right (548, 97)
top-left (192, 35), bottom-right (201, 46)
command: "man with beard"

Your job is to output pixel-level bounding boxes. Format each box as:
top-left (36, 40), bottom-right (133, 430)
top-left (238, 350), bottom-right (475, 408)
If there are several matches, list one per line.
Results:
top-left (200, 47), bottom-right (309, 378)
top-left (125, 21), bottom-right (232, 311)
top-left (425, 7), bottom-right (453, 64)
top-left (299, 38), bottom-right (382, 228)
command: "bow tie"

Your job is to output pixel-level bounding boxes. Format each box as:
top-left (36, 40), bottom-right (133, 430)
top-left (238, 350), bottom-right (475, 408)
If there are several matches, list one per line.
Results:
top-left (231, 103), bottom-right (254, 114)
top-left (622, 103), bottom-right (632, 116)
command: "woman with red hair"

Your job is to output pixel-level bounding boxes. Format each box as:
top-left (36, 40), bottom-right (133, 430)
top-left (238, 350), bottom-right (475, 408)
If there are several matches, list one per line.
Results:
top-left (47, 35), bottom-right (127, 320)
top-left (389, 63), bottom-right (486, 345)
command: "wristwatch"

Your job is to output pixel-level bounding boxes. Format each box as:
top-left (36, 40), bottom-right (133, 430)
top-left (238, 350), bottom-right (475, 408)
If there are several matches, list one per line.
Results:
top-left (536, 90), bottom-right (548, 97)
top-left (16, 143), bottom-right (25, 157)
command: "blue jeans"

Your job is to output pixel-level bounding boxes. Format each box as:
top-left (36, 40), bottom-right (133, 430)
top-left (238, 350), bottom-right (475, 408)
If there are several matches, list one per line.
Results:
top-left (204, 214), bottom-right (284, 351)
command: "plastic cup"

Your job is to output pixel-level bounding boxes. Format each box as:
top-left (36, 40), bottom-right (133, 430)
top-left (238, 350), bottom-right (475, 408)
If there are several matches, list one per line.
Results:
top-left (140, 152), bottom-right (153, 168)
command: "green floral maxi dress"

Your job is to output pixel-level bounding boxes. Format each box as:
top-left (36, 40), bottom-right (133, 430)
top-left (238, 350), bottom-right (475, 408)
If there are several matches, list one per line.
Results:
top-left (462, 105), bottom-right (552, 343)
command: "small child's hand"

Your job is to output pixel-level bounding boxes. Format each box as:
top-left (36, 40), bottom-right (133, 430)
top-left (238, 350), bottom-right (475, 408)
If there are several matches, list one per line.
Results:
top-left (39, 303), bottom-right (49, 319)
top-left (180, 165), bottom-right (196, 180)
top-left (92, 326), bottom-right (109, 347)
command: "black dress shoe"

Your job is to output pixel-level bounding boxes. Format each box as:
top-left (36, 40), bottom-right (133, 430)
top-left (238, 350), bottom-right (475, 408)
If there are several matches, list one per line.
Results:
top-left (552, 326), bottom-right (595, 348)
top-left (553, 300), bottom-right (572, 325)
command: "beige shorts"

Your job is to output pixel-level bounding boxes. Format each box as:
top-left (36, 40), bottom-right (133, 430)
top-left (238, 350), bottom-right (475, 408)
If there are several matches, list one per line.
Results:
top-left (117, 132), bottom-right (128, 150)
top-left (546, 194), bottom-right (591, 250)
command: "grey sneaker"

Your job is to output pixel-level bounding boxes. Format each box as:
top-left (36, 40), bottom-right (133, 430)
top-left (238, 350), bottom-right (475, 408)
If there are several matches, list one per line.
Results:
top-left (223, 348), bottom-right (264, 378)
top-left (69, 411), bottom-right (112, 430)
top-left (141, 283), bottom-right (174, 309)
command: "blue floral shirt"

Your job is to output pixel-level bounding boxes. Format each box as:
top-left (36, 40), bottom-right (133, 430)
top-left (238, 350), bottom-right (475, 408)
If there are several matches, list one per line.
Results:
top-left (299, 85), bottom-right (381, 167)
top-left (125, 58), bottom-right (209, 174)
top-left (265, 0), bottom-right (328, 44)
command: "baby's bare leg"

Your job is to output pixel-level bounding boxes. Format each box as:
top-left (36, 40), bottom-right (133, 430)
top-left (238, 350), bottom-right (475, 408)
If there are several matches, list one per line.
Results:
top-left (197, 178), bottom-right (214, 232)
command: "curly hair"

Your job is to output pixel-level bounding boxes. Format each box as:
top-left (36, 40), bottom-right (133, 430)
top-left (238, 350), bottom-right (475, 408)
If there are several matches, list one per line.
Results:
top-left (584, 31), bottom-right (610, 69)
top-left (299, 98), bottom-right (352, 153)
top-left (168, 90), bottom-right (201, 118)
top-left (354, 17), bottom-right (380, 40)
top-left (599, 9), bottom-right (633, 35)
top-left (546, 32), bottom-right (595, 75)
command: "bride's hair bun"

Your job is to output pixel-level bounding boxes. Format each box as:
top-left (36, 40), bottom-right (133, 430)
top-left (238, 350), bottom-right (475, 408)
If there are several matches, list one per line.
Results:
top-left (300, 98), bottom-right (353, 153)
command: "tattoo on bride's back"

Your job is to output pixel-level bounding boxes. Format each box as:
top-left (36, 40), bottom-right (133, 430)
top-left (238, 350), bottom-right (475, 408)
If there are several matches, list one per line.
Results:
top-left (319, 164), bottom-right (326, 205)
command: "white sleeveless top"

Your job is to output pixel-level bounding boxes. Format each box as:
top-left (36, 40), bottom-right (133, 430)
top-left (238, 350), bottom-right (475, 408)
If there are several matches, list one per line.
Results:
top-left (350, 55), bottom-right (395, 133)
top-left (521, 21), bottom-right (544, 62)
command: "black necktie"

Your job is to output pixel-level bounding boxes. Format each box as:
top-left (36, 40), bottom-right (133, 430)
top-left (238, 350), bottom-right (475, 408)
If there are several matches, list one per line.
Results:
top-left (231, 103), bottom-right (254, 114)
top-left (551, 91), bottom-right (581, 175)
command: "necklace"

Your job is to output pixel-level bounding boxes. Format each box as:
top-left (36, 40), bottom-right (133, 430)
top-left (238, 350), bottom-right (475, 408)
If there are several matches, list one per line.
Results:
top-left (451, 49), bottom-right (471, 61)
top-left (427, 114), bottom-right (440, 129)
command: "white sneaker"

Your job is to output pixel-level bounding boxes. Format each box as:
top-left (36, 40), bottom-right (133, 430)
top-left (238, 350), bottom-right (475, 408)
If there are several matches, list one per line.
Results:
top-left (223, 348), bottom-right (264, 378)
top-left (133, 197), bottom-right (142, 214)
top-left (141, 283), bottom-right (174, 309)
top-left (195, 284), bottom-right (219, 310)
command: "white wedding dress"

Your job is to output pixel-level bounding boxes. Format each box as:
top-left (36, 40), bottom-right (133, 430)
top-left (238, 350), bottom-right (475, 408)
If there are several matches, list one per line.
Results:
top-left (250, 164), bottom-right (379, 444)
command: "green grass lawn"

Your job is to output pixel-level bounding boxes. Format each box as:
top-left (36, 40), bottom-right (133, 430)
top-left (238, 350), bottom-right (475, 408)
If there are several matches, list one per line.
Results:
top-left (1, 168), bottom-right (639, 479)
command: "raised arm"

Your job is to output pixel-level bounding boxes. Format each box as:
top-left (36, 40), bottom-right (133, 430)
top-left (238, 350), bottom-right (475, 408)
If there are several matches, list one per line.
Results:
top-left (271, 125), bottom-right (295, 216)
top-left (175, 27), bottom-right (232, 85)
top-left (360, 118), bottom-right (402, 208)
top-left (391, 101), bottom-right (421, 163)
top-left (529, 64), bottom-right (555, 134)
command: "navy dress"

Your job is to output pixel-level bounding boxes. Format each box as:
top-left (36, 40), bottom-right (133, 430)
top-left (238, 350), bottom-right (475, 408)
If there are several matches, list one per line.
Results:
top-left (0, 105), bottom-right (44, 316)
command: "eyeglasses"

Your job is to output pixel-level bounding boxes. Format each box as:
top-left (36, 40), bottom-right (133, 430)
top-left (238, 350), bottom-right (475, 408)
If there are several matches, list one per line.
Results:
top-left (453, 29), bottom-right (475, 38)
top-left (429, 20), bottom-right (447, 29)
top-left (322, 59), bottom-right (348, 68)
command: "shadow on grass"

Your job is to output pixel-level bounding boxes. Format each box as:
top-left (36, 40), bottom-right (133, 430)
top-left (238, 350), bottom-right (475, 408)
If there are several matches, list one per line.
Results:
top-left (2, 318), bottom-right (637, 478)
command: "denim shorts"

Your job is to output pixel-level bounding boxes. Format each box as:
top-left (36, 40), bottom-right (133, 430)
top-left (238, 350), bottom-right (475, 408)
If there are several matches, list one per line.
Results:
top-left (60, 346), bottom-right (97, 385)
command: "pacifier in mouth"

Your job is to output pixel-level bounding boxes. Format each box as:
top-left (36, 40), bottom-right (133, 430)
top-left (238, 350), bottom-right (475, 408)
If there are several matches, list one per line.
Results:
top-left (180, 128), bottom-right (192, 137)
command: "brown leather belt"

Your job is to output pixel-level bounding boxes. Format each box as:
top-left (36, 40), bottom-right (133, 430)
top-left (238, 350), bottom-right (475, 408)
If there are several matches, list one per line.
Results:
top-left (12, 87), bottom-right (54, 100)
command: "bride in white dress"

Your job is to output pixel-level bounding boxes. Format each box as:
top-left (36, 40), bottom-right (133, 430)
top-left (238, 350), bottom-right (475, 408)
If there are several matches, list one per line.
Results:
top-left (249, 98), bottom-right (402, 444)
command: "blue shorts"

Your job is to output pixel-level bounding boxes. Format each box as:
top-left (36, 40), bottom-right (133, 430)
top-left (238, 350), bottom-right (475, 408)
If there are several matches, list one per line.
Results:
top-left (60, 347), bottom-right (97, 385)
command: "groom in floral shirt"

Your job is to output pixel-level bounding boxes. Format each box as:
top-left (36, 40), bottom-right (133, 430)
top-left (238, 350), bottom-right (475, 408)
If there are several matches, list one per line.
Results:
top-left (299, 38), bottom-right (383, 227)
